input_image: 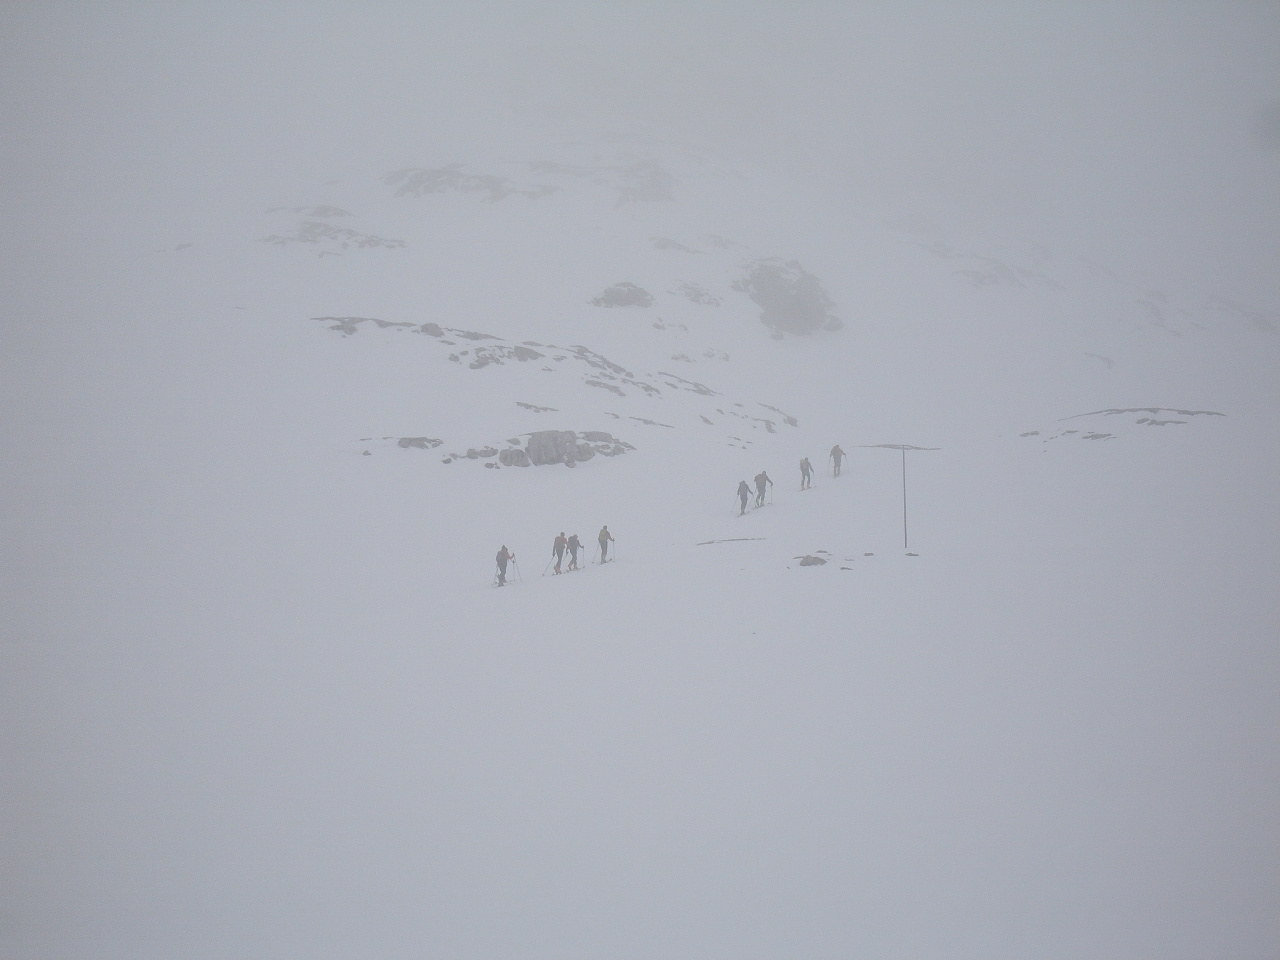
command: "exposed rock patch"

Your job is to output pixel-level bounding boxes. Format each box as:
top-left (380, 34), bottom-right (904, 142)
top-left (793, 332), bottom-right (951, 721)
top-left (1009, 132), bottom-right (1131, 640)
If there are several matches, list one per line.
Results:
top-left (315, 316), bottom-right (410, 336)
top-left (592, 283), bottom-right (654, 308)
top-left (457, 344), bottom-right (545, 369)
top-left (384, 165), bottom-right (557, 202)
top-left (732, 259), bottom-right (841, 336)
top-left (657, 372), bottom-right (717, 396)
top-left (525, 430), bottom-right (634, 466)
top-left (264, 222), bottom-right (405, 250)
top-left (1066, 407), bottom-right (1225, 420)
top-left (757, 402), bottom-right (799, 427)
top-left (1021, 407), bottom-right (1225, 444)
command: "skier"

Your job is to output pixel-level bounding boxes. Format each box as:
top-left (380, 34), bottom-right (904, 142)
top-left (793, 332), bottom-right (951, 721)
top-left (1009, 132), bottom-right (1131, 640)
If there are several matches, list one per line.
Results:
top-left (754, 470), bottom-right (773, 506)
top-left (552, 532), bottom-right (568, 574)
top-left (736, 479), bottom-right (751, 515)
top-left (830, 444), bottom-right (846, 477)
top-left (567, 533), bottom-right (581, 571)
top-left (495, 545), bottom-right (515, 586)
top-left (598, 525), bottom-right (614, 563)
top-left (800, 457), bottom-right (813, 490)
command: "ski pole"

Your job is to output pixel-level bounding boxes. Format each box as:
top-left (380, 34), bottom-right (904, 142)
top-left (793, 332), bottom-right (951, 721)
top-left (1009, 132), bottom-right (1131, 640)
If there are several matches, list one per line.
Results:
top-left (542, 556), bottom-right (553, 576)
top-left (513, 560), bottom-right (522, 582)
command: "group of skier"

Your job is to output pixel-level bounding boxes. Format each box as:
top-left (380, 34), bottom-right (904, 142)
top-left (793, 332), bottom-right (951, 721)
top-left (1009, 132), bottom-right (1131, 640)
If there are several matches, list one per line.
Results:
top-left (496, 445), bottom-right (848, 583)
top-left (737, 444), bottom-right (845, 516)
top-left (737, 472), bottom-right (772, 514)
top-left (495, 525), bottom-right (614, 586)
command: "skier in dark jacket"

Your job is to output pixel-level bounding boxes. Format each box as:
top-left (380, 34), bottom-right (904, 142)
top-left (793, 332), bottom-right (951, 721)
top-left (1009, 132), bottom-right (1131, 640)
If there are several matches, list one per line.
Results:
top-left (495, 545), bottom-right (515, 586)
top-left (754, 470), bottom-right (773, 506)
top-left (800, 457), bottom-right (813, 489)
top-left (737, 480), bottom-right (751, 515)
top-left (830, 444), bottom-right (846, 477)
top-left (598, 525), bottom-right (614, 563)
top-left (552, 532), bottom-right (568, 574)
top-left (567, 534), bottom-right (581, 571)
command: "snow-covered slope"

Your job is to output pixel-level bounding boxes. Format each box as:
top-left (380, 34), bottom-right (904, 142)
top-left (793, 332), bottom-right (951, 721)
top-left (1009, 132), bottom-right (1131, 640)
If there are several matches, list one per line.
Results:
top-left (4, 126), bottom-right (1279, 960)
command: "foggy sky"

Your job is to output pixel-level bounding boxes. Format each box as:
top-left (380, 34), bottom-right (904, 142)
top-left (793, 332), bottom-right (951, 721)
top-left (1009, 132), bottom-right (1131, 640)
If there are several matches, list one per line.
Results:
top-left (2, 2), bottom-right (1278, 311)
top-left (4, 5), bottom-right (1280, 959)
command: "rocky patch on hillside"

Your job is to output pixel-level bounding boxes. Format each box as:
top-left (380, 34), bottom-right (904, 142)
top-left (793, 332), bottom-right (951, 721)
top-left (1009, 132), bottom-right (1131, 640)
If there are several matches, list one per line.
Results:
top-left (732, 259), bottom-right (841, 337)
top-left (439, 430), bottom-right (634, 468)
top-left (591, 283), bottom-right (654, 308)
top-left (384, 165), bottom-right (557, 202)
top-left (264, 221), bottom-right (405, 252)
top-left (314, 317), bottom-right (798, 448)
top-left (451, 344), bottom-right (545, 368)
top-left (1020, 407), bottom-right (1225, 443)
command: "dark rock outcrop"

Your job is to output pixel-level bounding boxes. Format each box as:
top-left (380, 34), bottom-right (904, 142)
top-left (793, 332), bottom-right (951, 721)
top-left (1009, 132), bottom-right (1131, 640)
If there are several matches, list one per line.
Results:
top-left (499, 448), bottom-right (531, 467)
top-left (732, 258), bottom-right (841, 336)
top-left (526, 431), bottom-right (585, 466)
top-left (525, 430), bottom-right (633, 466)
top-left (591, 283), bottom-right (653, 308)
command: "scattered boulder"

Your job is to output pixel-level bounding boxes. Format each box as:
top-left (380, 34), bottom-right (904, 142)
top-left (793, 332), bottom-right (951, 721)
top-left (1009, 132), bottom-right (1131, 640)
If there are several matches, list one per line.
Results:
top-left (467, 344), bottom-right (545, 369)
top-left (797, 555), bottom-right (827, 566)
top-left (592, 282), bottom-right (653, 308)
top-left (499, 448), bottom-right (531, 467)
top-left (526, 430), bottom-right (583, 465)
top-left (733, 258), bottom-right (841, 336)
top-left (526, 430), bottom-right (633, 466)
top-left (398, 437), bottom-right (443, 449)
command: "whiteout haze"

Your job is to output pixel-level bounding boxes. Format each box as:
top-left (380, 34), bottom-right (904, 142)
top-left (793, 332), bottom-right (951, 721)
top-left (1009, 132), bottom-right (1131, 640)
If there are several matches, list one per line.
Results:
top-left (2, 4), bottom-right (1278, 959)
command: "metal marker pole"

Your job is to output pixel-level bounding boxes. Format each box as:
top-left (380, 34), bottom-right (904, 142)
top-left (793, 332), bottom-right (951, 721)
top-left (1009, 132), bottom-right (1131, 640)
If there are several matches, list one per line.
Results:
top-left (902, 446), bottom-right (908, 549)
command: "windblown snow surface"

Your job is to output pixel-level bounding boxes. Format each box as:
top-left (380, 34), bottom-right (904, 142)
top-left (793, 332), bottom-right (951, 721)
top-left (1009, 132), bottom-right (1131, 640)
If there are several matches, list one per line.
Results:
top-left (3, 9), bottom-right (1280, 960)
